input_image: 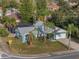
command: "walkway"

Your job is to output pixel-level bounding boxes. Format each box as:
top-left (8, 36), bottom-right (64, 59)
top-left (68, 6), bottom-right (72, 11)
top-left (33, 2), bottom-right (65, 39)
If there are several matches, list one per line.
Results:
top-left (57, 39), bottom-right (79, 51)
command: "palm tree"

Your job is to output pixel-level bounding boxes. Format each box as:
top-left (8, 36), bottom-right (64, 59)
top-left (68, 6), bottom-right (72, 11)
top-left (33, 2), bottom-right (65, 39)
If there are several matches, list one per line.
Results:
top-left (67, 24), bottom-right (77, 49)
top-left (36, 0), bottom-right (49, 43)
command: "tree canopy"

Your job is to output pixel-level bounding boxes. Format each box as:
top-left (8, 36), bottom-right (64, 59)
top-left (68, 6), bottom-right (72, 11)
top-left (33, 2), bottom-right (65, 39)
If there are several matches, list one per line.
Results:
top-left (36, 0), bottom-right (49, 21)
top-left (19, 0), bottom-right (34, 23)
top-left (36, 0), bottom-right (47, 16)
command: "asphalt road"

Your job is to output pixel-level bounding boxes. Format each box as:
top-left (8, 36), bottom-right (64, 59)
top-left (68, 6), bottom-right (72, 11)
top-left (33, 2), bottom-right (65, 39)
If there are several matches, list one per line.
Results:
top-left (36, 52), bottom-right (79, 59)
top-left (0, 52), bottom-right (79, 59)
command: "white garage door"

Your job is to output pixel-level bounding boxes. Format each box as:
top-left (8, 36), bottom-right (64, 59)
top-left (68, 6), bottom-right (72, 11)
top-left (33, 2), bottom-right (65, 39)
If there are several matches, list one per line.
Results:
top-left (55, 33), bottom-right (66, 39)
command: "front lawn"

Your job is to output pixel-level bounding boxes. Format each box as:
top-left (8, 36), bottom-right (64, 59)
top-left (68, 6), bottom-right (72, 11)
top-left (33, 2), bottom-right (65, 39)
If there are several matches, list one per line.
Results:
top-left (7, 37), bottom-right (68, 55)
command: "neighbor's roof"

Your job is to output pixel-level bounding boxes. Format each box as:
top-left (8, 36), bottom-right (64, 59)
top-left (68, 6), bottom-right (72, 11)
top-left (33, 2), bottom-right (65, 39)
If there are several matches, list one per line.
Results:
top-left (17, 23), bottom-right (33, 27)
top-left (47, 2), bottom-right (60, 11)
top-left (17, 26), bottom-right (35, 36)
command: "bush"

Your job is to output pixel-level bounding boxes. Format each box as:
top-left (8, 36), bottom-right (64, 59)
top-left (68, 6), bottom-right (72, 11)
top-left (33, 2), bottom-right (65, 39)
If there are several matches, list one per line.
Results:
top-left (0, 28), bottom-right (9, 37)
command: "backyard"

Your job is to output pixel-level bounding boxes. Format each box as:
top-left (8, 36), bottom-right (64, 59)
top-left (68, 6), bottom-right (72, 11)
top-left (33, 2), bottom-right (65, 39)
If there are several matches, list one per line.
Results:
top-left (6, 37), bottom-right (68, 55)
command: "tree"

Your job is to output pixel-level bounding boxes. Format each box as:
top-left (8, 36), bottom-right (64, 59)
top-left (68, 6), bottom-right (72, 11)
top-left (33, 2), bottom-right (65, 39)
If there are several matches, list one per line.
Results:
top-left (2, 16), bottom-right (16, 26)
top-left (51, 10), bottom-right (67, 27)
top-left (67, 24), bottom-right (77, 49)
top-left (2, 0), bottom-right (8, 16)
top-left (28, 32), bottom-right (33, 47)
top-left (51, 0), bottom-right (77, 27)
top-left (19, 0), bottom-right (35, 23)
top-left (2, 0), bottom-right (17, 8)
top-left (2, 16), bottom-right (16, 32)
top-left (50, 0), bottom-right (79, 42)
top-left (8, 0), bottom-right (18, 8)
top-left (36, 0), bottom-right (49, 43)
top-left (36, 0), bottom-right (49, 21)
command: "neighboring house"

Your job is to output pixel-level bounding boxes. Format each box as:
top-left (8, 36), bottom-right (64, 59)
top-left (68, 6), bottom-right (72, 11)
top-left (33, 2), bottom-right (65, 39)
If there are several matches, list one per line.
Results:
top-left (69, 2), bottom-right (78, 7)
top-left (65, 0), bottom-right (78, 7)
top-left (0, 6), bottom-right (3, 19)
top-left (47, 2), bottom-right (60, 11)
top-left (15, 21), bottom-right (67, 43)
top-left (5, 8), bottom-right (21, 23)
top-left (69, 0), bottom-right (78, 2)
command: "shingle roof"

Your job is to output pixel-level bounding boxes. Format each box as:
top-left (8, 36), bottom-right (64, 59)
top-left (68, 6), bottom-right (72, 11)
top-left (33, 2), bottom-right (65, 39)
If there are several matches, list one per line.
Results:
top-left (17, 26), bottom-right (34, 36)
top-left (17, 22), bottom-right (33, 27)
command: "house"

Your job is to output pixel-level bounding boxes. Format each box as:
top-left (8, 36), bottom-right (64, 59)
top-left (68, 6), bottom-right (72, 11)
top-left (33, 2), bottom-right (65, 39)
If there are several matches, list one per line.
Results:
top-left (0, 6), bottom-right (3, 19)
top-left (33, 26), bottom-right (67, 40)
top-left (15, 21), bottom-right (67, 43)
top-left (47, 2), bottom-right (60, 11)
top-left (33, 21), bottom-right (46, 37)
top-left (53, 27), bottom-right (67, 40)
top-left (69, 2), bottom-right (78, 7)
top-left (34, 21), bottom-right (67, 40)
top-left (5, 8), bottom-right (21, 23)
top-left (15, 21), bottom-right (44, 43)
top-left (65, 0), bottom-right (78, 7)
top-left (15, 26), bottom-right (35, 43)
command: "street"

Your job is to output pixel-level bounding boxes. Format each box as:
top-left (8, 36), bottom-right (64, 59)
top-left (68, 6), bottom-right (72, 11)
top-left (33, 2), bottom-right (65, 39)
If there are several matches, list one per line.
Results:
top-left (36, 52), bottom-right (79, 59)
top-left (0, 52), bottom-right (79, 59)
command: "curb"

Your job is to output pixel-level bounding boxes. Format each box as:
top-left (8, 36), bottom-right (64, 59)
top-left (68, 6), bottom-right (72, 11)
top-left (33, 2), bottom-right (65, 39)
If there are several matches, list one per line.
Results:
top-left (50, 50), bottom-right (79, 56)
top-left (1, 50), bottom-right (79, 58)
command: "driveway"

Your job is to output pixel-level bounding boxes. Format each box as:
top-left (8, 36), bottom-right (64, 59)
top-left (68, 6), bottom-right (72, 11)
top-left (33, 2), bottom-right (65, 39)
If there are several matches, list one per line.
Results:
top-left (57, 39), bottom-right (79, 51)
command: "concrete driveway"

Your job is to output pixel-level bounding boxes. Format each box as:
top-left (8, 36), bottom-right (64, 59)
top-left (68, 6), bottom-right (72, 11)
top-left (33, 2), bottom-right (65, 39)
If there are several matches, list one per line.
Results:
top-left (57, 39), bottom-right (79, 51)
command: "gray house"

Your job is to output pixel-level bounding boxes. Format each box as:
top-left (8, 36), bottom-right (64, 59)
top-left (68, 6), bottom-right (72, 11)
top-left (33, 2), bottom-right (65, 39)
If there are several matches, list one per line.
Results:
top-left (15, 21), bottom-right (67, 43)
top-left (15, 26), bottom-right (35, 43)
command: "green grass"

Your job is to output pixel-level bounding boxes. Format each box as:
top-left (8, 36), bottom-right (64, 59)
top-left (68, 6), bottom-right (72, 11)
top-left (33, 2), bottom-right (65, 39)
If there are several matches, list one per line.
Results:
top-left (7, 37), bottom-right (68, 55)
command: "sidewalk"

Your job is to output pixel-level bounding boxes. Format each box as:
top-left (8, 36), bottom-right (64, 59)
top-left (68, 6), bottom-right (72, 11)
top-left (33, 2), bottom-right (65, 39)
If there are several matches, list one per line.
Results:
top-left (57, 39), bottom-right (79, 51)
